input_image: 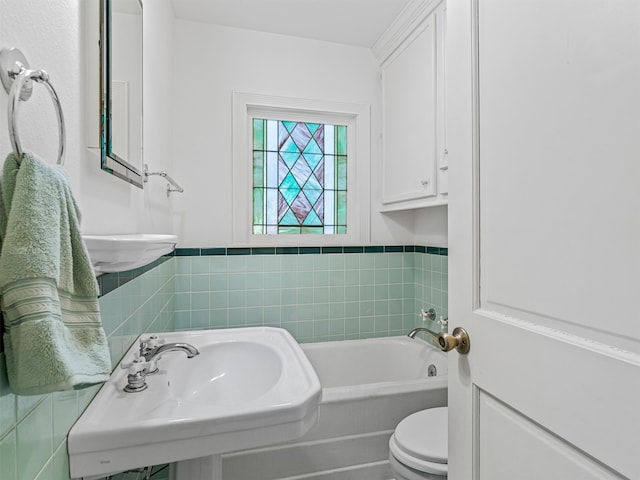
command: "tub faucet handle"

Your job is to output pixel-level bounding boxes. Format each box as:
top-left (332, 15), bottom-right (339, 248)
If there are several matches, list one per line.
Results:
top-left (419, 308), bottom-right (436, 321)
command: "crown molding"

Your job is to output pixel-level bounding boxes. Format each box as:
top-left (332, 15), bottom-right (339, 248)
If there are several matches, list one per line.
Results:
top-left (372, 0), bottom-right (443, 65)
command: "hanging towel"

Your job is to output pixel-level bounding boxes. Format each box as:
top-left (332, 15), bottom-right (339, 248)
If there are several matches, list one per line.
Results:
top-left (0, 152), bottom-right (111, 395)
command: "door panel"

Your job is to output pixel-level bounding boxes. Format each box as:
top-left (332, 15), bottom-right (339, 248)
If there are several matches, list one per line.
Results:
top-left (478, 0), bottom-right (640, 352)
top-left (447, 0), bottom-right (640, 479)
top-left (479, 392), bottom-right (623, 480)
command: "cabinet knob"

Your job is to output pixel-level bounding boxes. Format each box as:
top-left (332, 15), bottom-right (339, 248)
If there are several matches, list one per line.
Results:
top-left (421, 179), bottom-right (429, 186)
top-left (444, 149), bottom-right (449, 155)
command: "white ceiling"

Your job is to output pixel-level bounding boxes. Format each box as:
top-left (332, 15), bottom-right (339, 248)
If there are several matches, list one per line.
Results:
top-left (170, 0), bottom-right (411, 48)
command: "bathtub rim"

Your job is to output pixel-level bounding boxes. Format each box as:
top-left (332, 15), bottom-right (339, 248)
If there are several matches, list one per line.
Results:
top-left (301, 335), bottom-right (448, 403)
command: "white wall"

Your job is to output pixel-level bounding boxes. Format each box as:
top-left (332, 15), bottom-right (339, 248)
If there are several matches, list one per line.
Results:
top-left (0, 0), bottom-right (446, 252)
top-left (0, 0), bottom-right (175, 238)
top-left (171, 20), bottom-right (418, 247)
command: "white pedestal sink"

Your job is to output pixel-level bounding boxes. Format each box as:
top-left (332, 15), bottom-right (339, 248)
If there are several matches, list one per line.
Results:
top-left (68, 327), bottom-right (322, 480)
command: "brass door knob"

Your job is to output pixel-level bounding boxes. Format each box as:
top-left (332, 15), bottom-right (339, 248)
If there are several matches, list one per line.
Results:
top-left (437, 327), bottom-right (470, 354)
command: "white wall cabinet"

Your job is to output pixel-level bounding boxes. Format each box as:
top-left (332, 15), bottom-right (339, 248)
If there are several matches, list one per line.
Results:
top-left (375, 0), bottom-right (447, 211)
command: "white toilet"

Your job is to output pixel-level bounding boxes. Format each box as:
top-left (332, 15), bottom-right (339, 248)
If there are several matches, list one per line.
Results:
top-left (389, 407), bottom-right (448, 480)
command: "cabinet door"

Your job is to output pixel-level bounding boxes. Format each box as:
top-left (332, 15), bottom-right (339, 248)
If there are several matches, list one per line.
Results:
top-left (382, 14), bottom-right (438, 205)
top-left (435, 2), bottom-right (448, 196)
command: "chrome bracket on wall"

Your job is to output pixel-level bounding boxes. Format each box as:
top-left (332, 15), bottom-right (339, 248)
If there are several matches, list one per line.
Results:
top-left (143, 163), bottom-right (184, 197)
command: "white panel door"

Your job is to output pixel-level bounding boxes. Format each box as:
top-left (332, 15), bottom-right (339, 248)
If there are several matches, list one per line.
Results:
top-left (447, 0), bottom-right (640, 479)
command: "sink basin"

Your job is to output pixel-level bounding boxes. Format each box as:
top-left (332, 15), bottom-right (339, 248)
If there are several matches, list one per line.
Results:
top-left (168, 342), bottom-right (283, 407)
top-left (68, 327), bottom-right (321, 479)
top-left (82, 233), bottom-right (178, 273)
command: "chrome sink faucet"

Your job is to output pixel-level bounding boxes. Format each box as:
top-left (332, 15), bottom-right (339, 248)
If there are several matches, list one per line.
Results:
top-left (139, 336), bottom-right (199, 374)
top-left (121, 336), bottom-right (200, 392)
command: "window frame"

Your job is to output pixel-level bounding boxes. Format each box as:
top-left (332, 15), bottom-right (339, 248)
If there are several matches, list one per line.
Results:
top-left (232, 92), bottom-right (371, 246)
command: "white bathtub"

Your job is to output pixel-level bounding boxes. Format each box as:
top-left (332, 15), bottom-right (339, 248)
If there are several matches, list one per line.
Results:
top-left (223, 336), bottom-right (448, 480)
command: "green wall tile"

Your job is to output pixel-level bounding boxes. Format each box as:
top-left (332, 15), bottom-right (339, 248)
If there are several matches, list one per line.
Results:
top-left (1, 430), bottom-right (17, 480)
top-left (210, 256), bottom-right (229, 273)
top-left (228, 273), bottom-right (247, 291)
top-left (191, 292), bottom-right (210, 310)
top-left (344, 286), bottom-right (359, 302)
top-left (262, 306), bottom-right (280, 324)
top-left (374, 253), bottom-right (388, 268)
top-left (0, 355), bottom-right (16, 438)
top-left (17, 395), bottom-right (44, 423)
top-left (297, 288), bottom-right (314, 305)
top-left (298, 307), bottom-right (314, 322)
top-left (313, 270), bottom-right (329, 287)
top-left (35, 444), bottom-right (69, 480)
top-left (52, 391), bottom-right (78, 449)
top-left (298, 321), bottom-right (313, 339)
top-left (228, 308), bottom-right (248, 326)
top-left (314, 287), bottom-right (329, 303)
top-left (191, 274), bottom-right (210, 292)
top-left (329, 318), bottom-right (345, 335)
top-left (227, 256), bottom-right (248, 272)
top-left (245, 307), bottom-right (264, 326)
top-left (359, 285), bottom-right (374, 301)
top-left (246, 291), bottom-right (264, 308)
top-left (175, 292), bottom-right (190, 311)
top-left (191, 310), bottom-right (210, 329)
top-left (329, 287), bottom-right (345, 303)
top-left (17, 396), bottom-right (52, 480)
top-left (211, 309), bottom-right (229, 329)
top-left (210, 274), bottom-right (228, 291)
top-left (263, 289), bottom-right (281, 307)
top-left (247, 274), bottom-right (264, 290)
top-left (228, 291), bottom-right (247, 308)
top-left (174, 311), bottom-right (191, 330)
top-left (313, 304), bottom-right (329, 321)
top-left (360, 316), bottom-right (374, 333)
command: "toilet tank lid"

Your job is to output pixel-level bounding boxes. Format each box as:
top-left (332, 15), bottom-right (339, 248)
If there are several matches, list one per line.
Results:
top-left (393, 406), bottom-right (448, 464)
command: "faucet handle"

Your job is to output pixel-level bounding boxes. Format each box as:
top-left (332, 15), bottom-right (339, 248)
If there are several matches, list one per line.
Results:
top-left (120, 354), bottom-right (151, 375)
top-left (141, 335), bottom-right (164, 348)
top-left (139, 335), bottom-right (164, 355)
top-left (419, 308), bottom-right (437, 321)
top-left (120, 355), bottom-right (152, 393)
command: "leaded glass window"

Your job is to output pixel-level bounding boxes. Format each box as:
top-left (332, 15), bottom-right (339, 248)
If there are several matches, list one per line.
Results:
top-left (252, 119), bottom-right (347, 235)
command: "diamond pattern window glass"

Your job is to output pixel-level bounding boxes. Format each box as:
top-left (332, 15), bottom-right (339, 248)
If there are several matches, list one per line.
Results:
top-left (252, 119), bottom-right (347, 235)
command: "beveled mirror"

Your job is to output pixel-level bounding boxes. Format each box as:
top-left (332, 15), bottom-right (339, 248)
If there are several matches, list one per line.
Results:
top-left (100, 0), bottom-right (143, 187)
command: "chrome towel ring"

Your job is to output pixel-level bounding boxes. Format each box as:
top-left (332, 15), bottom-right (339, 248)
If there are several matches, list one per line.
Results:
top-left (0, 47), bottom-right (65, 166)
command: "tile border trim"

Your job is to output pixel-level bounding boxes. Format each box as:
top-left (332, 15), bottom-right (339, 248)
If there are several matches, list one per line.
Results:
top-left (175, 245), bottom-right (448, 257)
top-left (98, 245), bottom-right (447, 297)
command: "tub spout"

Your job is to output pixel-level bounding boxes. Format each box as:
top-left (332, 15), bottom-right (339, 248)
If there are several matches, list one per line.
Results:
top-left (407, 327), bottom-right (440, 344)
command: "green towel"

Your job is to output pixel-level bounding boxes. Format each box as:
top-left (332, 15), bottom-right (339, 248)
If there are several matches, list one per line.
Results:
top-left (0, 152), bottom-right (111, 395)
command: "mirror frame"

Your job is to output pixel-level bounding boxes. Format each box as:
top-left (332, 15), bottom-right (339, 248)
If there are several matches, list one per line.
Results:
top-left (100, 0), bottom-right (144, 188)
